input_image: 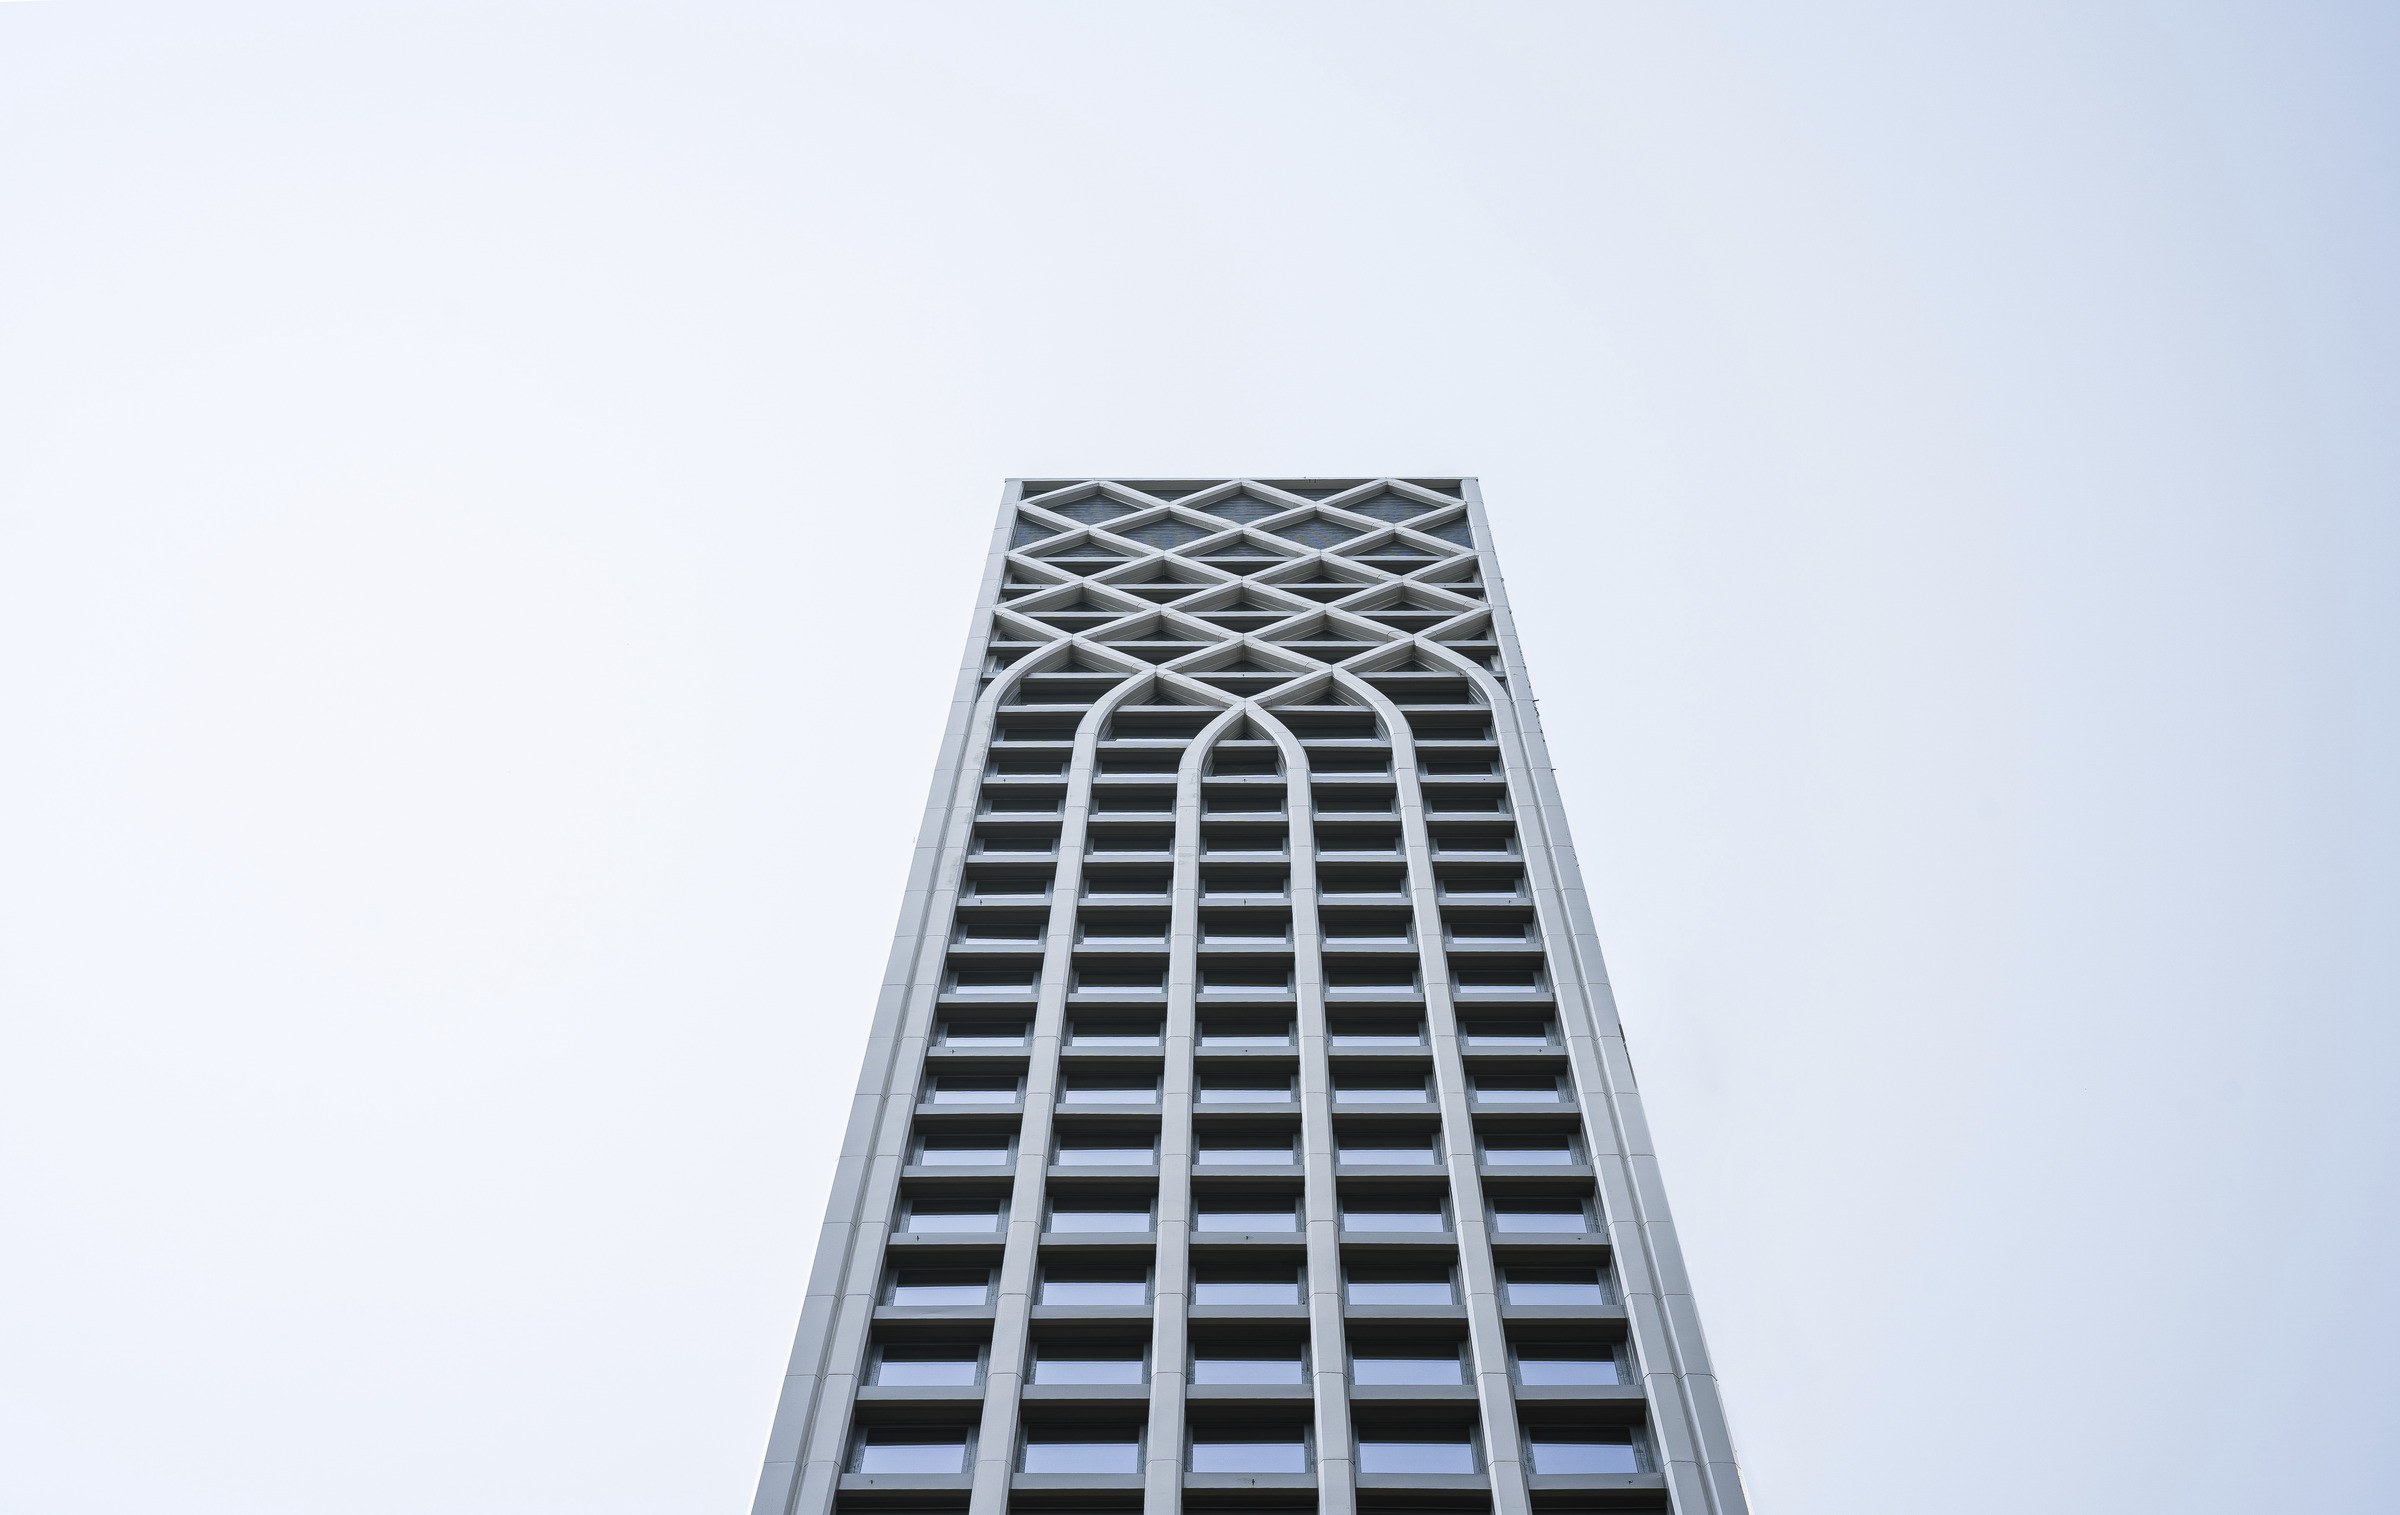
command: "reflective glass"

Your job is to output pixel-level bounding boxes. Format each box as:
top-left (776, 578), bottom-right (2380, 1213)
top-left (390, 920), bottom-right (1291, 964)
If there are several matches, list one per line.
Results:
top-left (1491, 1205), bottom-right (1587, 1233)
top-left (1193, 1272), bottom-right (1300, 1305)
top-left (1194, 1208), bottom-right (1297, 1232)
top-left (1502, 1270), bottom-right (1608, 1305)
top-left (1345, 1272), bottom-right (1452, 1304)
top-left (1342, 1206), bottom-right (1445, 1232)
top-left (1191, 1356), bottom-right (1305, 1386)
top-left (855, 1430), bottom-right (969, 1475)
top-left (872, 1349), bottom-right (980, 1387)
top-left (1039, 1274), bottom-right (1148, 1306)
top-left (1356, 1438), bottom-right (1475, 1475)
top-left (1515, 1353), bottom-right (1621, 1386)
top-left (905, 1204), bottom-right (1002, 1233)
top-left (1190, 1438), bottom-right (1308, 1474)
top-left (1032, 1351), bottom-right (1145, 1385)
top-left (889, 1271), bottom-right (989, 1306)
top-left (1049, 1206), bottom-right (1151, 1233)
top-left (1527, 1434), bottom-right (1641, 1475)
top-left (1021, 1437), bottom-right (1141, 1474)
top-left (1351, 1355), bottom-right (1463, 1385)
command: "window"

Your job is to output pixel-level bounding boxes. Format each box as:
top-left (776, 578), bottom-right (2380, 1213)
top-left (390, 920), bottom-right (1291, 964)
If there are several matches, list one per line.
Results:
top-left (1201, 966), bottom-right (1293, 994)
top-left (1525, 1428), bottom-right (1644, 1475)
top-left (1193, 1268), bottom-right (1300, 1307)
top-left (852, 1426), bottom-right (970, 1475)
top-left (1030, 1343), bottom-right (1145, 1385)
top-left (1454, 966), bottom-right (1542, 992)
top-left (1355, 1431), bottom-right (1477, 1476)
top-left (1341, 1196), bottom-right (1446, 1232)
top-left (902, 1200), bottom-right (1003, 1234)
top-left (916, 1134), bottom-right (1011, 1167)
top-left (1333, 1075), bottom-right (1430, 1106)
top-left (1048, 1200), bottom-right (1153, 1234)
top-left (870, 1344), bottom-right (981, 1387)
top-left (1075, 966), bottom-right (1165, 993)
top-left (1196, 1135), bottom-right (1296, 1167)
top-left (1489, 1199), bottom-right (1589, 1233)
top-left (1054, 1136), bottom-right (1156, 1167)
top-left (1021, 1427), bottom-right (1141, 1475)
top-left (888, 1269), bottom-right (990, 1307)
top-left (1190, 1346), bottom-right (1305, 1386)
top-left (1038, 1270), bottom-right (1149, 1306)
top-left (1330, 1017), bottom-right (1424, 1048)
top-left (1471, 1074), bottom-right (1562, 1105)
top-left (1501, 1268), bottom-right (1611, 1306)
top-left (1079, 914), bottom-right (1168, 943)
top-left (1338, 1133), bottom-right (1438, 1166)
top-left (1060, 1076), bottom-right (1158, 1106)
top-left (1350, 1347), bottom-right (1465, 1385)
top-left (1198, 1017), bottom-right (1292, 1046)
top-left (948, 966), bottom-right (1038, 994)
top-left (938, 1018), bottom-right (1029, 1047)
top-left (1193, 1198), bottom-right (1300, 1232)
top-left (1482, 1134), bottom-right (1576, 1166)
top-left (1513, 1346), bottom-right (1623, 1386)
top-left (1189, 1429), bottom-right (1309, 1474)
top-left (1345, 1267), bottom-right (1453, 1306)
top-left (1197, 1075), bottom-right (1293, 1105)
top-left (925, 1077), bottom-right (1019, 1106)
top-left (1461, 1018), bottom-right (1553, 1048)
top-left (1068, 1018), bottom-right (1162, 1047)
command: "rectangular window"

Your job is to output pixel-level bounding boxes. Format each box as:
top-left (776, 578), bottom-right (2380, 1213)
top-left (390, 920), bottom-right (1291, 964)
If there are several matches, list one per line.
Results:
top-left (1048, 1201), bottom-right (1153, 1234)
top-left (1337, 1136), bottom-right (1439, 1166)
top-left (915, 1135), bottom-right (1011, 1167)
top-left (902, 1200), bottom-right (1003, 1234)
top-left (938, 1018), bottom-right (1030, 1047)
top-left (948, 968), bottom-right (1038, 994)
top-left (1461, 1018), bottom-right (1554, 1048)
top-left (1201, 966), bottom-right (1294, 994)
top-left (1350, 1349), bottom-right (1465, 1386)
top-left (1193, 1268), bottom-right (1301, 1307)
top-left (887, 1269), bottom-right (991, 1307)
top-left (1193, 1200), bottom-right (1300, 1232)
top-left (1190, 1348), bottom-right (1306, 1386)
top-left (1068, 1018), bottom-right (1163, 1047)
top-left (1341, 1198), bottom-right (1446, 1233)
top-left (852, 1426), bottom-right (970, 1475)
top-left (1060, 1077), bottom-right (1159, 1106)
top-left (925, 1077), bottom-right (1019, 1106)
top-left (870, 1345), bottom-right (981, 1387)
top-left (1197, 1076), bottom-right (1293, 1105)
top-left (1030, 1344), bottom-right (1145, 1386)
top-left (1345, 1268), bottom-right (1454, 1306)
top-left (1038, 1270), bottom-right (1149, 1307)
top-left (1196, 1136), bottom-right (1297, 1167)
top-left (1189, 1432), bottom-right (1309, 1474)
top-left (1472, 1074), bottom-right (1562, 1105)
top-left (1329, 1017), bottom-right (1424, 1048)
top-left (1482, 1134), bottom-right (1576, 1166)
top-left (1198, 1017), bottom-right (1292, 1046)
top-left (1489, 1200), bottom-right (1590, 1233)
top-left (1501, 1268), bottom-right (1612, 1306)
top-left (1355, 1434), bottom-right (1477, 1476)
top-left (1525, 1429), bottom-right (1644, 1475)
top-left (1020, 1429), bottom-right (1142, 1475)
top-left (1055, 1137), bottom-right (1156, 1167)
top-left (1333, 1076), bottom-right (1431, 1106)
top-left (1514, 1347), bottom-right (1623, 1386)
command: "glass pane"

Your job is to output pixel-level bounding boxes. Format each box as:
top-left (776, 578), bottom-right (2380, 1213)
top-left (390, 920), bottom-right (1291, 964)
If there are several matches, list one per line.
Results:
top-left (1491, 1207), bottom-right (1586, 1233)
top-left (1352, 1355), bottom-right (1463, 1385)
top-left (1050, 1207), bottom-right (1152, 1233)
top-left (1194, 1209), bottom-right (1297, 1232)
top-left (1022, 1439), bottom-right (1141, 1474)
top-left (1191, 1356), bottom-right (1305, 1385)
top-left (1343, 1207), bottom-right (1445, 1232)
top-left (1056, 1144), bottom-right (1155, 1167)
top-left (890, 1271), bottom-right (988, 1306)
top-left (1062, 1082), bottom-right (1158, 1104)
top-left (1032, 1352), bottom-right (1145, 1385)
top-left (1515, 1354), bottom-right (1621, 1386)
top-left (906, 1205), bottom-right (1002, 1233)
top-left (1071, 1021), bottom-right (1162, 1047)
top-left (928, 1080), bottom-right (1019, 1105)
top-left (1193, 1273), bottom-right (1300, 1305)
top-left (917, 1142), bottom-right (1008, 1166)
top-left (1483, 1141), bottom-right (1574, 1166)
top-left (941, 1022), bottom-right (1029, 1046)
top-left (1334, 1084), bottom-right (1428, 1105)
top-left (1200, 1019), bottom-right (1292, 1045)
top-left (1502, 1271), bottom-right (1607, 1305)
top-left (1528, 1435), bottom-right (1640, 1475)
top-left (1356, 1439), bottom-right (1476, 1476)
top-left (1472, 1077), bottom-right (1559, 1103)
top-left (1040, 1276), bottom-right (1148, 1305)
top-left (1339, 1144), bottom-right (1434, 1165)
top-left (1197, 1145), bottom-right (1294, 1166)
top-left (1199, 1082), bottom-right (1291, 1103)
top-left (873, 1350), bottom-right (980, 1387)
top-left (855, 1431), bottom-right (968, 1474)
top-left (1190, 1439), bottom-right (1308, 1474)
top-left (1346, 1273), bottom-right (1452, 1304)
top-left (1331, 1022), bottom-right (1424, 1047)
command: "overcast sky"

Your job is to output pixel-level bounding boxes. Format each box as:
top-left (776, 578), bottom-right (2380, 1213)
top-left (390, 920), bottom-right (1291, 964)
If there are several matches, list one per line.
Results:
top-left (3, 4), bottom-right (2396, 1513)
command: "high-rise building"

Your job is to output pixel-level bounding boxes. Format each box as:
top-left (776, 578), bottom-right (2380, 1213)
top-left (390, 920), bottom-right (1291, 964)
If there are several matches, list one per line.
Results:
top-left (752, 479), bottom-right (1745, 1515)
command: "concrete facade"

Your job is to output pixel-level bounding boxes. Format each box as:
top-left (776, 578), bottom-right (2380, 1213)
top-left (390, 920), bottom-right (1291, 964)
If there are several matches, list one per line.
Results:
top-left (751, 478), bottom-right (1747, 1515)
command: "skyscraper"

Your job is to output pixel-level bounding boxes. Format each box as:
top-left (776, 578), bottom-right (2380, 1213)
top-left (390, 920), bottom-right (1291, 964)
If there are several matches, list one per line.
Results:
top-left (751, 479), bottom-right (1745, 1515)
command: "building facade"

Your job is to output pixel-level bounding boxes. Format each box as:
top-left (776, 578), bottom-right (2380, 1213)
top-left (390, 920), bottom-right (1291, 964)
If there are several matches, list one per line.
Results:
top-left (751, 479), bottom-right (1745, 1515)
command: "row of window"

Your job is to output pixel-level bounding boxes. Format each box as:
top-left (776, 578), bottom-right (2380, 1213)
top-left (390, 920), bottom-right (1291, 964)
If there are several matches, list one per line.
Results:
top-left (872, 1337), bottom-right (1621, 1389)
top-left (944, 965), bottom-right (1544, 995)
top-left (851, 1422), bottom-right (1644, 1478)
top-left (895, 1190), bottom-right (1599, 1235)
top-left (884, 1264), bottom-right (1612, 1310)
top-left (915, 1072), bottom-right (1572, 1111)
top-left (930, 1014), bottom-right (1555, 1049)
top-left (1016, 1129), bottom-right (1582, 1169)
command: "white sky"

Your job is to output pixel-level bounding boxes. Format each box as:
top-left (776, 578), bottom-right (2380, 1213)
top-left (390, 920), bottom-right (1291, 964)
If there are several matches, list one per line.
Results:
top-left (2, 4), bottom-right (2395, 1512)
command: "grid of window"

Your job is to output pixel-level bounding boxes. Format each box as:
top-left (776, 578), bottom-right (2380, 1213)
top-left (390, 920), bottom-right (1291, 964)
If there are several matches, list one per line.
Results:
top-left (753, 479), bottom-right (1743, 1515)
